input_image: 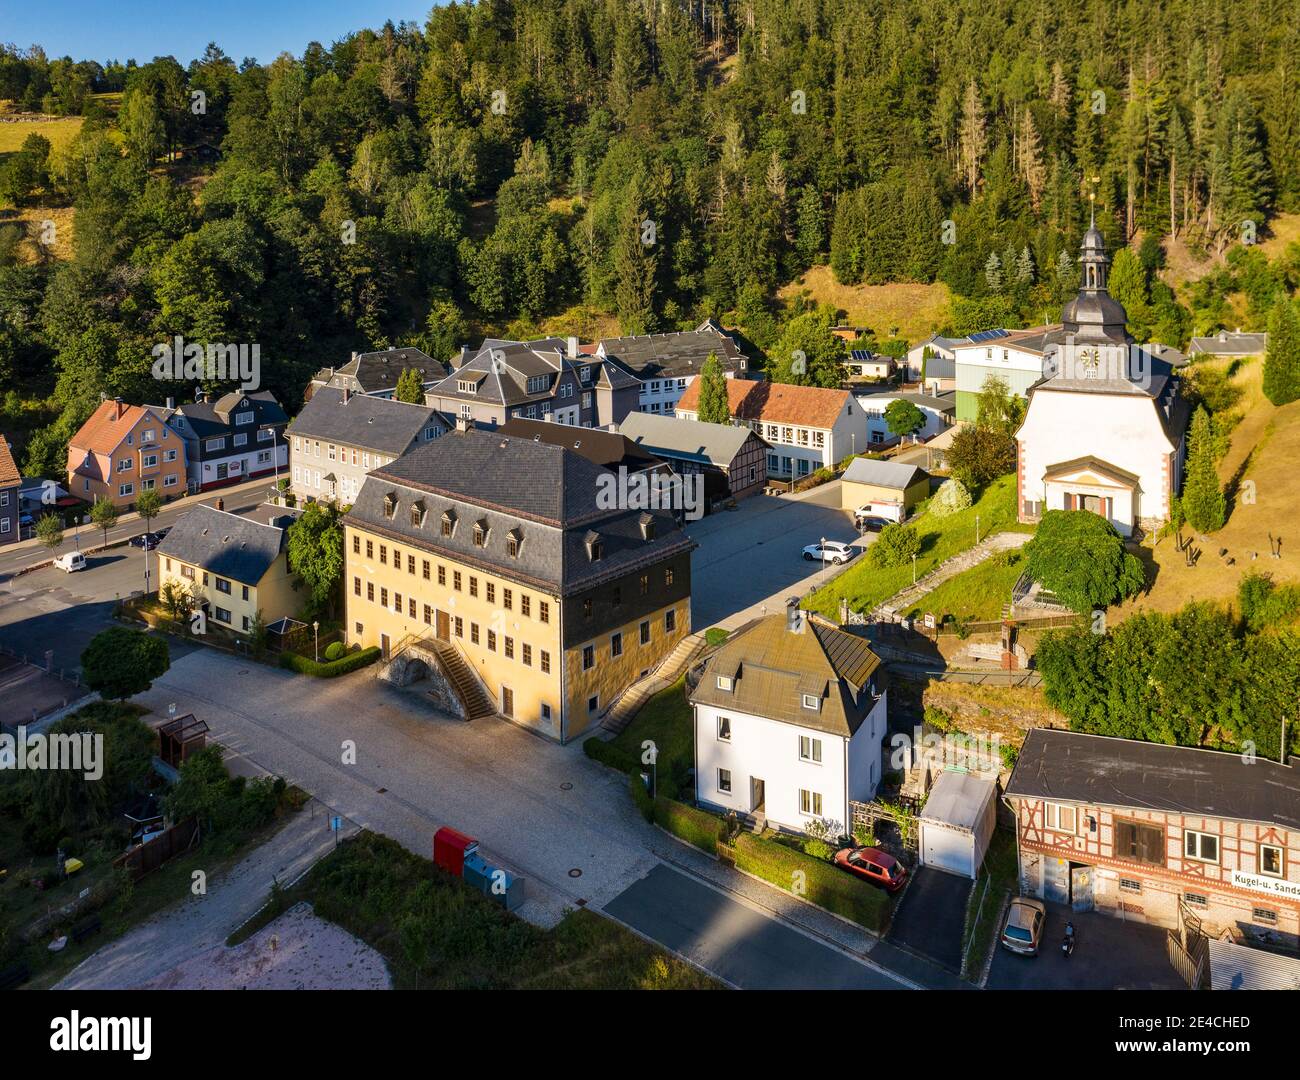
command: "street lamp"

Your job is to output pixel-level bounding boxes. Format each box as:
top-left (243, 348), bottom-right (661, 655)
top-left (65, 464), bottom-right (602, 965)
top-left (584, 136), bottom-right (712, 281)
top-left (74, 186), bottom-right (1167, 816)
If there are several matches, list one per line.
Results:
top-left (912, 552), bottom-right (917, 585)
top-left (313, 620), bottom-right (320, 663)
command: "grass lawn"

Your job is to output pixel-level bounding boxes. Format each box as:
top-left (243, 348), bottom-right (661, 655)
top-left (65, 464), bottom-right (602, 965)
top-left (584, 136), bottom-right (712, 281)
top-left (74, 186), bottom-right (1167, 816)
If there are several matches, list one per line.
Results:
top-left (609, 676), bottom-right (693, 799)
top-left (234, 830), bottom-right (718, 990)
top-left (961, 825), bottom-right (1019, 982)
top-left (779, 266), bottom-right (952, 343)
top-left (805, 474), bottom-right (1022, 618)
top-left (904, 549), bottom-right (1025, 623)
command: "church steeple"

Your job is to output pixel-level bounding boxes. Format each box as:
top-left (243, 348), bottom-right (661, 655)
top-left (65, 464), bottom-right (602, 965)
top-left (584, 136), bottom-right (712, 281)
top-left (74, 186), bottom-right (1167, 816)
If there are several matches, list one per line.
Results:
top-left (1060, 215), bottom-right (1131, 345)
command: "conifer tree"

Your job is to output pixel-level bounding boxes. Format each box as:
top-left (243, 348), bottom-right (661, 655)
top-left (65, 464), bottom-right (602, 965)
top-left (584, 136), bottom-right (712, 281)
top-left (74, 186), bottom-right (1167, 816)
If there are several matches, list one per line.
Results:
top-left (1262, 295), bottom-right (1300, 406)
top-left (696, 352), bottom-right (731, 424)
top-left (1181, 406), bottom-right (1226, 532)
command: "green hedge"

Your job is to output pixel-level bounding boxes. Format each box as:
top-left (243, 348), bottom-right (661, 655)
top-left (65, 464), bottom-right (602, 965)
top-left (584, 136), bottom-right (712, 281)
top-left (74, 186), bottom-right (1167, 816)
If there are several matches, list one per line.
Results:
top-left (629, 773), bottom-right (655, 823)
top-left (654, 797), bottom-right (723, 856)
top-left (732, 833), bottom-right (891, 932)
top-left (583, 736), bottom-right (639, 774)
top-left (280, 646), bottom-right (381, 677)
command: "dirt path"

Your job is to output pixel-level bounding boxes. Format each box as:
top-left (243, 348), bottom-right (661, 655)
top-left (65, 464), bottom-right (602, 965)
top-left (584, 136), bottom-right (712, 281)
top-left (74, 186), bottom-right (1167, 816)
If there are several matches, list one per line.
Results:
top-left (55, 808), bottom-right (350, 990)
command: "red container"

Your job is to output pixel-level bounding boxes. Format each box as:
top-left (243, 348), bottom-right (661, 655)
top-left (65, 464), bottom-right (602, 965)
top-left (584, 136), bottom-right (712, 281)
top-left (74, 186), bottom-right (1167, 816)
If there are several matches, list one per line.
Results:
top-left (434, 827), bottom-right (478, 877)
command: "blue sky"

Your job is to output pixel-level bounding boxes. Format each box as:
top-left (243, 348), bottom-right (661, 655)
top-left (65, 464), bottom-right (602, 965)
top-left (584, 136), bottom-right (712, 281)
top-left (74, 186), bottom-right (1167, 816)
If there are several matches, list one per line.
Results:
top-left (7, 1), bottom-right (432, 66)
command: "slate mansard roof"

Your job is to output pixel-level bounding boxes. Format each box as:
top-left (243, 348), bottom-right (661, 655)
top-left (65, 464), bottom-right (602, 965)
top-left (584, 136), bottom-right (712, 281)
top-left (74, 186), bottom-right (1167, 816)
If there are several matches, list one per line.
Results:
top-left (287, 387), bottom-right (446, 456)
top-left (344, 428), bottom-right (694, 593)
top-left (158, 504), bottom-right (293, 586)
top-left (1007, 729), bottom-right (1300, 832)
top-left (596, 320), bottom-right (749, 381)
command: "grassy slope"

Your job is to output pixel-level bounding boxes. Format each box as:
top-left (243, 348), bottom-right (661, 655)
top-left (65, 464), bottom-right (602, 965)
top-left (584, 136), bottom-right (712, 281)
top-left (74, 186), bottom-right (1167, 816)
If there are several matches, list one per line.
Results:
top-left (610, 676), bottom-right (693, 797)
top-left (778, 266), bottom-right (953, 342)
top-left (805, 475), bottom-right (1022, 618)
top-left (904, 550), bottom-right (1025, 623)
top-left (1114, 356), bottom-right (1300, 621)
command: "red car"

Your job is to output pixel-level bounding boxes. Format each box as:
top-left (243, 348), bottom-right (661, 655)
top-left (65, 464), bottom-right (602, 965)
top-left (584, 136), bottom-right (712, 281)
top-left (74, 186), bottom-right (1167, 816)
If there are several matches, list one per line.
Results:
top-left (833, 846), bottom-right (908, 892)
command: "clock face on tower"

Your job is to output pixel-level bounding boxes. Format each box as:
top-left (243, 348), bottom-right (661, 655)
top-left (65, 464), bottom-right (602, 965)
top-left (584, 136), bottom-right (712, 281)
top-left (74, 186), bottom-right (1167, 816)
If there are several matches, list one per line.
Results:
top-left (1079, 347), bottom-right (1101, 377)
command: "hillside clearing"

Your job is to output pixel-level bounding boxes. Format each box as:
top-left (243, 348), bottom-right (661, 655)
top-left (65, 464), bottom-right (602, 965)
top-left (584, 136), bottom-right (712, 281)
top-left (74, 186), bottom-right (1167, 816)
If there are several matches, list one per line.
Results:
top-left (778, 267), bottom-right (952, 342)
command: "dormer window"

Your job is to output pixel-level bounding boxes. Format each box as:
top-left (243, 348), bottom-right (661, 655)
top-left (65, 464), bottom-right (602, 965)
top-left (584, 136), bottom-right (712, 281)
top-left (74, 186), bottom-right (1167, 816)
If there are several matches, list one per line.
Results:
top-left (584, 531), bottom-right (603, 562)
top-left (441, 509), bottom-right (457, 537)
top-left (473, 519), bottom-right (489, 547)
top-left (409, 500), bottom-right (426, 528)
top-left (579, 365), bottom-right (591, 383)
top-left (801, 693), bottom-right (820, 711)
top-left (457, 379), bottom-right (478, 394)
top-left (383, 493), bottom-right (397, 519)
top-left (527, 375), bottom-right (549, 394)
top-left (638, 512), bottom-right (655, 541)
top-left (506, 527), bottom-right (523, 558)
top-left (716, 676), bottom-right (734, 692)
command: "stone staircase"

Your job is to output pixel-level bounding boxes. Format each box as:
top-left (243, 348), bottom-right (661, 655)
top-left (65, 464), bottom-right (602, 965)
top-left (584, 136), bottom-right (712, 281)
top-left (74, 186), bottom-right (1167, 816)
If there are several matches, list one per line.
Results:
top-left (599, 631), bottom-right (706, 736)
top-left (430, 639), bottom-right (497, 721)
top-left (872, 531), bottom-right (1030, 622)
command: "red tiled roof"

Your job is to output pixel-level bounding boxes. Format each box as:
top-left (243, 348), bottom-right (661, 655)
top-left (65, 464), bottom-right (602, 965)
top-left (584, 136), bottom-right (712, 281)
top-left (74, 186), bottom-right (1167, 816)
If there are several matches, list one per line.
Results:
top-left (0, 435), bottom-right (19, 487)
top-left (677, 379), bottom-right (850, 429)
top-left (69, 401), bottom-right (158, 456)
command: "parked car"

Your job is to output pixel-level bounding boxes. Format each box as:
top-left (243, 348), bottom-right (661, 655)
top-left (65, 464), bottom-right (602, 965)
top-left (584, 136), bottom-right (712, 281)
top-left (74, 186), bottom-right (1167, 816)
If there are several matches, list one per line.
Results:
top-left (1000, 896), bottom-right (1047, 956)
top-left (833, 846), bottom-right (908, 893)
top-left (854, 510), bottom-right (893, 533)
top-left (802, 540), bottom-right (857, 564)
top-left (52, 551), bottom-right (86, 573)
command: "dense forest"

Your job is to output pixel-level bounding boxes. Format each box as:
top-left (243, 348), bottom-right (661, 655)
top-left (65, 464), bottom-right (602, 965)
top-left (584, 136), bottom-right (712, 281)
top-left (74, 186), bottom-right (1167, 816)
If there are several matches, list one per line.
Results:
top-left (2, 0), bottom-right (1300, 477)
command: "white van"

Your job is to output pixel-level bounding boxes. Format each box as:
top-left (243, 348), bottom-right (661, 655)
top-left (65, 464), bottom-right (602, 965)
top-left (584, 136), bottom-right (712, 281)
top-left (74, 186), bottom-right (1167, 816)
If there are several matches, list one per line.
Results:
top-left (53, 551), bottom-right (86, 573)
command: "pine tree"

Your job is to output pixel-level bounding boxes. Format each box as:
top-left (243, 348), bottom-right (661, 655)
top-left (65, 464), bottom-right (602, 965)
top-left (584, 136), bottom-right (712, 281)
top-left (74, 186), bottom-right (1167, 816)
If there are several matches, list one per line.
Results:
top-left (1263, 295), bottom-right (1300, 406)
top-left (984, 252), bottom-right (1003, 292)
top-left (1019, 109), bottom-right (1046, 209)
top-left (614, 203), bottom-right (658, 335)
top-left (394, 367), bottom-right (424, 403)
top-left (1181, 406), bottom-right (1227, 532)
top-left (958, 78), bottom-right (987, 193)
top-left (1015, 245), bottom-right (1035, 284)
top-left (696, 352), bottom-right (730, 424)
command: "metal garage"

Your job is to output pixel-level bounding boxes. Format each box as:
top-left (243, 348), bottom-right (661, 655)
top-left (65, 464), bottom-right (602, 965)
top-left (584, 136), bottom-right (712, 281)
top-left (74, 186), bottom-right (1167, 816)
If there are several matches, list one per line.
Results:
top-left (919, 770), bottom-right (998, 879)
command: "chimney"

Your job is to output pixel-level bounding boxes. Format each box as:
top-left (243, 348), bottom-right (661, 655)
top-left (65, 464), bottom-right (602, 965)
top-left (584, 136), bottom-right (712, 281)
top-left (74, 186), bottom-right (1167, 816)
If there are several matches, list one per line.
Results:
top-left (567, 335), bottom-right (580, 358)
top-left (455, 414), bottom-right (472, 433)
top-left (165, 396), bottom-right (175, 410)
top-left (458, 345), bottom-right (470, 370)
top-left (113, 396), bottom-right (124, 420)
top-left (194, 385), bottom-right (205, 405)
top-left (342, 387), bottom-right (351, 404)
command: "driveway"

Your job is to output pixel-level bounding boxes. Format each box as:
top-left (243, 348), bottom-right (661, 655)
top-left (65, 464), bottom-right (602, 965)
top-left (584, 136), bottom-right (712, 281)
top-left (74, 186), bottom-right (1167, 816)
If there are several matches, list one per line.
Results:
top-left (56, 806), bottom-right (349, 989)
top-left (986, 900), bottom-right (1185, 990)
top-left (686, 482), bottom-right (870, 628)
top-left (604, 863), bottom-right (908, 989)
top-left (887, 867), bottom-right (972, 973)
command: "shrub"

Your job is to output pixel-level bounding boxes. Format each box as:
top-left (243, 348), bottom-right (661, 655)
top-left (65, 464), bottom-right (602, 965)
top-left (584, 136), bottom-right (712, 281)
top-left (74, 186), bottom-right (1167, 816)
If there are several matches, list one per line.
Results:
top-left (929, 477), bottom-right (972, 517)
top-left (280, 646), bottom-right (381, 677)
top-left (852, 825), bottom-right (878, 848)
top-left (869, 523), bottom-right (921, 568)
top-left (583, 737), bottom-right (638, 774)
top-left (653, 797), bottom-right (723, 856)
top-left (732, 833), bottom-right (891, 932)
top-left (324, 641), bottom-right (346, 661)
top-left (1023, 509), bottom-right (1144, 613)
top-left (704, 628), bottom-right (730, 647)
top-left (629, 773), bottom-right (655, 823)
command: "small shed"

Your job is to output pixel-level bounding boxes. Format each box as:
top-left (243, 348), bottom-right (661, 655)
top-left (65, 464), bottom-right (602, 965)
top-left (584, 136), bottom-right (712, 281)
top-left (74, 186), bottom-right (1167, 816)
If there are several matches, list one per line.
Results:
top-left (266, 616), bottom-right (308, 654)
top-left (158, 714), bottom-right (209, 769)
top-left (918, 770), bottom-right (997, 879)
top-left (840, 457), bottom-right (930, 518)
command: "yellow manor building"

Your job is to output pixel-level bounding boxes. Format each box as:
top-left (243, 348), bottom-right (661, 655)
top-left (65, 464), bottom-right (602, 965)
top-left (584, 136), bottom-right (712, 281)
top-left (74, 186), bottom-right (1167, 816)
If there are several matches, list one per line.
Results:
top-left (343, 427), bottom-right (695, 742)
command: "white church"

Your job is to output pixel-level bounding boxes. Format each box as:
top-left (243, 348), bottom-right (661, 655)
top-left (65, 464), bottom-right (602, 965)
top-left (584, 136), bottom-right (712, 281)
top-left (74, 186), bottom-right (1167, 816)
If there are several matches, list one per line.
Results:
top-left (1016, 221), bottom-right (1191, 537)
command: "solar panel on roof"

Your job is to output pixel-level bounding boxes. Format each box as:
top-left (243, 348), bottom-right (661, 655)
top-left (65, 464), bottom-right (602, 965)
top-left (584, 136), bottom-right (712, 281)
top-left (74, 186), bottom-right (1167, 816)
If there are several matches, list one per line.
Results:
top-left (850, 349), bottom-right (872, 361)
top-left (968, 328), bottom-right (1010, 343)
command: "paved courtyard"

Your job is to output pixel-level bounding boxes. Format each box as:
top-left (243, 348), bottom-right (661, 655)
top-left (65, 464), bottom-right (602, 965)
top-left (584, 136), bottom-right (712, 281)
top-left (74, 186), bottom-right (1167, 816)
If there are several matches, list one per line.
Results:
top-left (685, 483), bottom-right (869, 629)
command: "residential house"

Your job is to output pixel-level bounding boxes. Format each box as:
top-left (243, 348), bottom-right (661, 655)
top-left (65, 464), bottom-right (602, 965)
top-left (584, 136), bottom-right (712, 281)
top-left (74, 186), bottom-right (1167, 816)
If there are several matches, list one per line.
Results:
top-left (0, 436), bottom-right (19, 546)
top-left (1016, 225), bottom-right (1189, 537)
top-left (1188, 330), bottom-right (1268, 360)
top-left (286, 387), bottom-right (447, 506)
top-left (66, 399), bottom-right (188, 510)
top-left (157, 503), bottom-right (301, 636)
top-left (953, 326), bottom-right (1061, 421)
top-left (1007, 729), bottom-right (1300, 948)
top-left (844, 350), bottom-right (896, 382)
top-left (855, 390), bottom-right (955, 446)
top-left (904, 333), bottom-right (964, 385)
top-left (427, 337), bottom-right (641, 429)
top-left (592, 319), bottom-right (752, 415)
top-left (839, 458), bottom-right (931, 521)
top-left (675, 378), bottom-right (863, 480)
top-left (691, 612), bottom-right (889, 833)
top-left (342, 427), bottom-right (695, 743)
top-left (162, 390), bottom-right (289, 493)
top-left (617, 411), bottom-right (769, 504)
top-left (306, 346), bottom-right (449, 401)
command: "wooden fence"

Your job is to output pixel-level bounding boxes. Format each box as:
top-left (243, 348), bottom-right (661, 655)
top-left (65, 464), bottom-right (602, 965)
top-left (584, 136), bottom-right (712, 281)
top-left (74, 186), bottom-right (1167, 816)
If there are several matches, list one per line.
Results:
top-left (112, 818), bottom-right (200, 881)
top-left (1166, 930), bottom-right (1207, 989)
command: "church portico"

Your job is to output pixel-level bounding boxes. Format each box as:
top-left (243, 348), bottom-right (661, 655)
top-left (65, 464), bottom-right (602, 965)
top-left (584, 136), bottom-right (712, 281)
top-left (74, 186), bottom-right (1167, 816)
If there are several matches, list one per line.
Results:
top-left (1041, 457), bottom-right (1140, 537)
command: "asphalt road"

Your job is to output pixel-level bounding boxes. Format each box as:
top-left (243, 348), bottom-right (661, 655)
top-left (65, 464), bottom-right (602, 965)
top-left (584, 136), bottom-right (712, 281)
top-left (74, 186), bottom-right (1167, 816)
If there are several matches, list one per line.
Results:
top-left (0, 477), bottom-right (273, 581)
top-left (604, 863), bottom-right (909, 989)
